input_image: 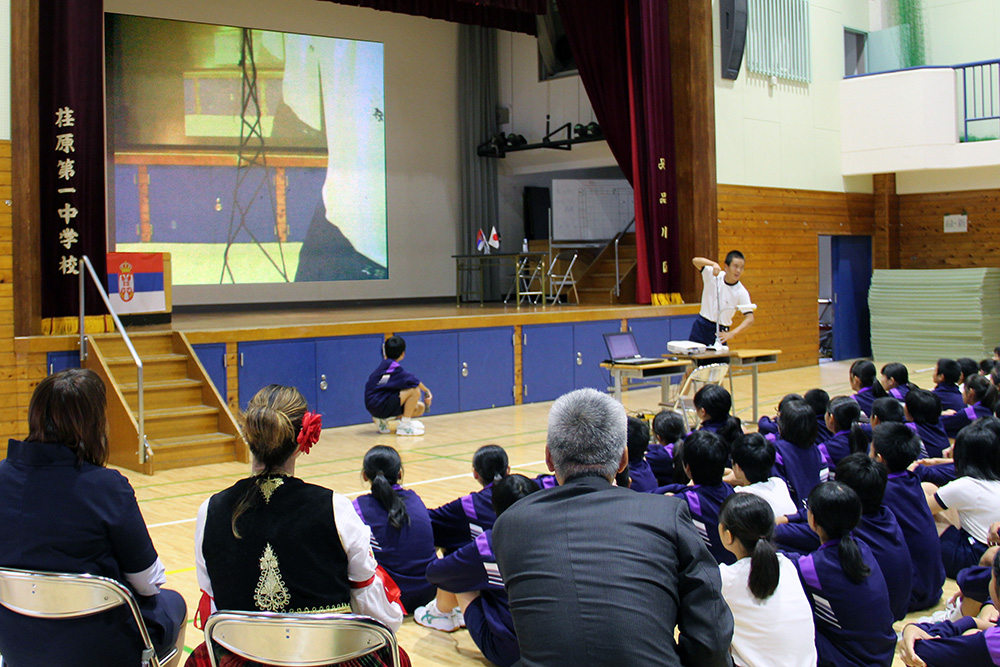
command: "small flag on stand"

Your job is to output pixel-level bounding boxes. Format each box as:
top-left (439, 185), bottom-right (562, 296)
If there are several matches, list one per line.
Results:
top-left (476, 229), bottom-right (487, 252)
top-left (488, 226), bottom-right (501, 249)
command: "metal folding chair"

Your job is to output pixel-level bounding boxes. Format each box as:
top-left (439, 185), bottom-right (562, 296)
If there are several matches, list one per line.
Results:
top-left (661, 362), bottom-right (731, 431)
top-left (0, 566), bottom-right (177, 667)
top-left (547, 250), bottom-right (579, 304)
top-left (203, 610), bottom-right (400, 667)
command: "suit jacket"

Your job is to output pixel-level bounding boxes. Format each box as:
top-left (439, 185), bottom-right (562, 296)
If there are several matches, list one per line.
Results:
top-left (493, 474), bottom-right (733, 667)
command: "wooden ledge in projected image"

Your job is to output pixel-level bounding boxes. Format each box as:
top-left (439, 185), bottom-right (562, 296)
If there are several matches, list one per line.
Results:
top-left (16, 302), bottom-right (700, 352)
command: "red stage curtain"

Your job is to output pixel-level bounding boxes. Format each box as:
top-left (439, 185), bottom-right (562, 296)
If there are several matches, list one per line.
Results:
top-left (556, 0), bottom-right (679, 304)
top-left (38, 0), bottom-right (108, 323)
top-left (320, 0), bottom-right (546, 34)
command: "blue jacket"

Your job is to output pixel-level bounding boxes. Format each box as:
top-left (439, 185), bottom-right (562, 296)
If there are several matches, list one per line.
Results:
top-left (884, 471), bottom-right (946, 611)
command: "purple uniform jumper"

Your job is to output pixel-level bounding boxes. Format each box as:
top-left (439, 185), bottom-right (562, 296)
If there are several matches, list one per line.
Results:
top-left (819, 430), bottom-right (851, 474)
top-left (934, 383), bottom-right (966, 413)
top-left (915, 420), bottom-right (951, 458)
top-left (533, 474), bottom-right (558, 490)
top-left (364, 359), bottom-right (420, 419)
top-left (673, 482), bottom-right (736, 565)
top-left (911, 617), bottom-right (1000, 666)
top-left (791, 539), bottom-right (896, 667)
top-left (772, 436), bottom-right (830, 522)
top-left (775, 505), bottom-right (912, 621)
top-left (429, 484), bottom-right (497, 552)
top-left (628, 459), bottom-right (659, 493)
top-left (352, 487), bottom-right (437, 613)
top-left (757, 415), bottom-right (778, 437)
top-left (915, 462), bottom-right (957, 487)
top-left (958, 565), bottom-right (994, 605)
top-left (884, 471), bottom-right (946, 611)
top-left (889, 385), bottom-right (910, 401)
top-left (425, 530), bottom-right (519, 667)
top-left (943, 402), bottom-right (992, 438)
top-left (645, 442), bottom-right (676, 485)
top-left (756, 416), bottom-right (830, 445)
top-left (853, 387), bottom-right (876, 417)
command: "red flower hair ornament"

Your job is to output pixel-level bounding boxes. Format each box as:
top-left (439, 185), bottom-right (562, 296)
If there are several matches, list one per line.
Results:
top-left (297, 411), bottom-right (322, 454)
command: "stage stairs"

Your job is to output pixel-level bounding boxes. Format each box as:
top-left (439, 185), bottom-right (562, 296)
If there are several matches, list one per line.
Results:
top-left (576, 232), bottom-right (638, 304)
top-left (83, 331), bottom-right (247, 475)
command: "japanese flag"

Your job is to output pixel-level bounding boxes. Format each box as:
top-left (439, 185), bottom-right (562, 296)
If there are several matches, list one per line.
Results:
top-left (476, 229), bottom-right (486, 252)
top-left (488, 226), bottom-right (501, 249)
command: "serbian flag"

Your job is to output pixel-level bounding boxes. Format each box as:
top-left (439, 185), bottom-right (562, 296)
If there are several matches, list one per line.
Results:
top-left (476, 228), bottom-right (487, 252)
top-left (106, 253), bottom-right (166, 314)
top-left (488, 226), bottom-right (501, 249)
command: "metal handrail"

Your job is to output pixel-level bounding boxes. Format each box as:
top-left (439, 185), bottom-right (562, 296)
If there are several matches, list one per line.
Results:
top-left (78, 255), bottom-right (147, 464)
top-left (613, 217), bottom-right (636, 297)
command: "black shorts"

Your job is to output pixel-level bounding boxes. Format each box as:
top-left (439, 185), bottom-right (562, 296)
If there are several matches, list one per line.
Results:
top-left (368, 393), bottom-right (403, 419)
top-left (688, 315), bottom-right (729, 346)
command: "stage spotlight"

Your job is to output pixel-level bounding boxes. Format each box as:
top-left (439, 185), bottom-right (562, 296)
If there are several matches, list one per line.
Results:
top-left (574, 123), bottom-right (588, 138)
top-left (508, 134), bottom-right (527, 147)
top-left (586, 122), bottom-right (602, 137)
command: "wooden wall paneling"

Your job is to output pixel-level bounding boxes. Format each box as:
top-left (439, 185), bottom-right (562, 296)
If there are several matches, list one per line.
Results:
top-left (873, 173), bottom-right (900, 269)
top-left (668, 1), bottom-right (717, 303)
top-left (717, 185), bottom-right (875, 371)
top-left (899, 188), bottom-right (1000, 268)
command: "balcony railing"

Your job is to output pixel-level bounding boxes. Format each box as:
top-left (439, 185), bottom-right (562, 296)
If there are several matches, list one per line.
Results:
top-left (956, 59), bottom-right (1000, 142)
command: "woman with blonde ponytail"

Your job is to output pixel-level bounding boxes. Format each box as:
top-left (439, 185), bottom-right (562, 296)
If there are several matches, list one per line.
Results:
top-left (188, 385), bottom-right (408, 667)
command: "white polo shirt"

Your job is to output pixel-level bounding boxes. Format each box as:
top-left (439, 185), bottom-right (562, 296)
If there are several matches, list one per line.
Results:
top-left (699, 265), bottom-right (752, 326)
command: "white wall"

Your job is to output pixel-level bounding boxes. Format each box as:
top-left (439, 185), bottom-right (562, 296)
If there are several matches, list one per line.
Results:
top-left (713, 0), bottom-right (873, 193)
top-left (922, 0), bottom-right (1000, 66)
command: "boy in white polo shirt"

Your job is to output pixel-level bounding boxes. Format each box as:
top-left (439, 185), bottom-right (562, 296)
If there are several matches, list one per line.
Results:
top-left (689, 251), bottom-right (754, 346)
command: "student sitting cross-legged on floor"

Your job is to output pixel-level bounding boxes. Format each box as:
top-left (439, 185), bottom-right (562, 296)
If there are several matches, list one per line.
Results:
top-left (729, 432), bottom-right (797, 519)
top-left (667, 430), bottom-right (735, 564)
top-left (905, 388), bottom-right (950, 459)
top-left (626, 416), bottom-right (658, 493)
top-left (647, 410), bottom-right (685, 486)
top-left (771, 397), bottom-right (829, 524)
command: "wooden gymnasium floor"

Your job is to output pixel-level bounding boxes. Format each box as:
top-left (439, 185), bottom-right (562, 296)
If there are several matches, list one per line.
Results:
top-left (127, 359), bottom-right (954, 666)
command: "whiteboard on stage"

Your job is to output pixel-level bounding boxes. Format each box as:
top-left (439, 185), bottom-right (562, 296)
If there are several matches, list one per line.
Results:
top-left (551, 179), bottom-right (635, 241)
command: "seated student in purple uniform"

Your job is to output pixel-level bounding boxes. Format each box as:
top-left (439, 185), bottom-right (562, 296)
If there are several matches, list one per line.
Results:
top-left (806, 388), bottom-right (835, 444)
top-left (934, 358), bottom-right (967, 413)
top-left (771, 397), bottom-right (829, 523)
top-left (789, 482), bottom-right (897, 667)
top-left (849, 360), bottom-right (880, 417)
top-left (429, 445), bottom-right (508, 553)
top-left (942, 374), bottom-right (998, 438)
top-left (625, 416), bottom-right (658, 493)
top-left (982, 359), bottom-right (997, 375)
top-left (353, 445), bottom-right (437, 614)
top-left (880, 362), bottom-right (913, 402)
top-left (775, 453), bottom-right (912, 621)
top-left (422, 475), bottom-right (539, 666)
top-left (819, 396), bottom-right (867, 476)
top-left (647, 410), bottom-right (685, 485)
top-left (871, 423), bottom-right (945, 612)
top-left (959, 357), bottom-right (981, 386)
top-left (899, 554), bottom-right (1000, 667)
top-left (667, 430), bottom-right (736, 564)
top-left (717, 493), bottom-right (817, 667)
top-left (905, 388), bottom-right (950, 458)
top-left (691, 384), bottom-right (744, 450)
top-left (364, 335), bottom-right (433, 436)
top-left (950, 520), bottom-right (1000, 619)
top-left (756, 393), bottom-right (803, 440)
top-left (926, 422), bottom-right (1000, 578)
top-left (730, 433), bottom-right (797, 518)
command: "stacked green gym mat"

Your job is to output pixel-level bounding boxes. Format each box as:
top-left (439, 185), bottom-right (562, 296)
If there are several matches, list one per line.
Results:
top-left (869, 268), bottom-right (1000, 364)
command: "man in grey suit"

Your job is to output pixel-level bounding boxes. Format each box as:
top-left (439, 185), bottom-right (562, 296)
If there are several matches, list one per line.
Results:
top-left (493, 388), bottom-right (734, 666)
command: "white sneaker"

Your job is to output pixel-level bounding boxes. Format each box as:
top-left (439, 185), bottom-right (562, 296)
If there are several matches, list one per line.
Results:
top-left (397, 422), bottom-right (425, 436)
top-left (409, 419), bottom-right (424, 429)
top-left (916, 597), bottom-right (963, 624)
top-left (373, 417), bottom-right (391, 434)
top-left (451, 606), bottom-right (465, 628)
top-left (414, 601), bottom-right (461, 632)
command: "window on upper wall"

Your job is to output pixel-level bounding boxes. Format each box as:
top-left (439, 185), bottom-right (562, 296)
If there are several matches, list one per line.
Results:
top-left (746, 0), bottom-right (811, 83)
top-left (537, 0), bottom-right (577, 81)
top-left (844, 28), bottom-right (868, 77)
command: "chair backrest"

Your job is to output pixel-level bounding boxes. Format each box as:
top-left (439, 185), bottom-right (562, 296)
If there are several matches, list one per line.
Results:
top-left (0, 567), bottom-right (165, 667)
top-left (204, 611), bottom-right (399, 667)
top-left (667, 363), bottom-right (731, 430)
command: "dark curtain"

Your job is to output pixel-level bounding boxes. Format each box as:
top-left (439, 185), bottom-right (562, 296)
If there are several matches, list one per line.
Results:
top-left (320, 0), bottom-right (545, 34)
top-left (39, 0), bottom-right (107, 320)
top-left (458, 25), bottom-right (501, 301)
top-left (555, 0), bottom-right (679, 303)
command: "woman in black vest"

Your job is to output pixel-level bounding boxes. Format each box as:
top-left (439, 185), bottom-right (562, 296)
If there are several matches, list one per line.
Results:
top-left (187, 384), bottom-right (407, 667)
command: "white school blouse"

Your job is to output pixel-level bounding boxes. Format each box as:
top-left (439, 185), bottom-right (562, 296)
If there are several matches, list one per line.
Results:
top-left (719, 553), bottom-right (817, 667)
top-left (935, 476), bottom-right (1000, 544)
top-left (734, 477), bottom-right (798, 518)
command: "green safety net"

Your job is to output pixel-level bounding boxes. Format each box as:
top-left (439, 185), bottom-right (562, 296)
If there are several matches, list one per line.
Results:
top-left (869, 268), bottom-right (1000, 365)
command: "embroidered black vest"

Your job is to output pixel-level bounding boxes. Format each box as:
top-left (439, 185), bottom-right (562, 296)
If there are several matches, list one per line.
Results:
top-left (203, 475), bottom-right (352, 613)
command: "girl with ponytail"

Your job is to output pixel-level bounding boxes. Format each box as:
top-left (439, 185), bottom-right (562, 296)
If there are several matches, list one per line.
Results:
top-left (792, 481), bottom-right (896, 667)
top-left (353, 445), bottom-right (438, 613)
top-left (717, 493), bottom-right (816, 667)
top-left (849, 360), bottom-right (878, 416)
top-left (191, 385), bottom-right (409, 666)
top-left (942, 374), bottom-right (998, 437)
top-left (819, 395), bottom-right (867, 473)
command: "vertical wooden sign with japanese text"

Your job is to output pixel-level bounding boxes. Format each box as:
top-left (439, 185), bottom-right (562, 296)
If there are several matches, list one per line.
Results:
top-left (38, 0), bottom-right (106, 319)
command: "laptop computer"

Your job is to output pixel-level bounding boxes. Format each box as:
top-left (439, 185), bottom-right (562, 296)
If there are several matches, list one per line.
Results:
top-left (603, 332), bottom-right (664, 365)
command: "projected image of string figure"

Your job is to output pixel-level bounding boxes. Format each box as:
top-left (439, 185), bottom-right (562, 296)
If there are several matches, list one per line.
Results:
top-left (219, 28), bottom-right (290, 285)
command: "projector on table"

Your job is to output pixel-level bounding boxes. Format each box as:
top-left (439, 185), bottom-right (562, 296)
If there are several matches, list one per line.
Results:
top-left (667, 340), bottom-right (707, 355)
